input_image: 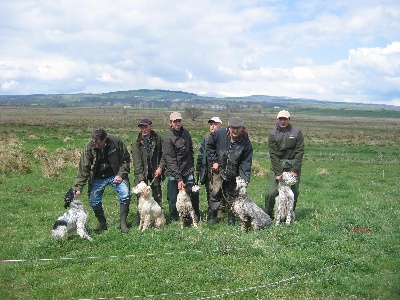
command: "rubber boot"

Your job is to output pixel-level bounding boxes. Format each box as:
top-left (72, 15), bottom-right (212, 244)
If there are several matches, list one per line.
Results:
top-left (92, 206), bottom-right (107, 232)
top-left (228, 211), bottom-right (235, 226)
top-left (120, 203), bottom-right (130, 233)
top-left (209, 210), bottom-right (217, 225)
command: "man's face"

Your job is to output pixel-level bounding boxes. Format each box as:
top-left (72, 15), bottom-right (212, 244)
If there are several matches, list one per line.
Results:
top-left (169, 119), bottom-right (182, 131)
top-left (92, 138), bottom-right (106, 149)
top-left (209, 121), bottom-right (222, 133)
top-left (228, 126), bottom-right (243, 139)
top-left (139, 124), bottom-right (151, 137)
top-left (277, 117), bottom-right (290, 128)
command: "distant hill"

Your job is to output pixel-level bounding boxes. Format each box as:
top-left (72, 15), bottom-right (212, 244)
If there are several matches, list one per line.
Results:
top-left (0, 89), bottom-right (398, 112)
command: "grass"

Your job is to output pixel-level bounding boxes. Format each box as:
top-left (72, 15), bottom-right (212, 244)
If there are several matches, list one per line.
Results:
top-left (0, 107), bottom-right (399, 299)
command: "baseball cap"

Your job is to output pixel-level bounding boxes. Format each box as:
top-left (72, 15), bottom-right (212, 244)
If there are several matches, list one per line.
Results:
top-left (170, 112), bottom-right (182, 121)
top-left (228, 116), bottom-right (243, 127)
top-left (277, 110), bottom-right (290, 119)
top-left (208, 117), bottom-right (222, 124)
top-left (137, 118), bottom-right (152, 127)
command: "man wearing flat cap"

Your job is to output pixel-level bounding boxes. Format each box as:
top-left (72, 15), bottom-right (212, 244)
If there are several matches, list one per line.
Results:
top-left (163, 112), bottom-right (200, 222)
top-left (207, 116), bottom-right (253, 225)
top-left (265, 110), bottom-right (304, 219)
top-left (196, 117), bottom-right (223, 224)
top-left (131, 118), bottom-right (165, 210)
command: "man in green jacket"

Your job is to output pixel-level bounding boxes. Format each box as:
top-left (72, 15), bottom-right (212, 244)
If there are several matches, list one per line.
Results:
top-left (131, 118), bottom-right (165, 206)
top-left (265, 110), bottom-right (305, 218)
top-left (74, 128), bottom-right (131, 233)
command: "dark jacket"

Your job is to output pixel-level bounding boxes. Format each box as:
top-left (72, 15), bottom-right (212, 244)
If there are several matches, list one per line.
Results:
top-left (131, 130), bottom-right (165, 185)
top-left (207, 127), bottom-right (253, 182)
top-left (163, 126), bottom-right (194, 182)
top-left (74, 134), bottom-right (130, 193)
top-left (196, 132), bottom-right (210, 185)
top-left (269, 123), bottom-right (304, 176)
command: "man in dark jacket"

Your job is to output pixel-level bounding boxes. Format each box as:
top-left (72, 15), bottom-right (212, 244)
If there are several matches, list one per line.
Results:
top-left (74, 128), bottom-right (131, 233)
top-left (207, 116), bottom-right (253, 225)
top-left (163, 112), bottom-right (200, 222)
top-left (196, 117), bottom-right (223, 224)
top-left (265, 110), bottom-right (304, 218)
top-left (131, 118), bottom-right (165, 206)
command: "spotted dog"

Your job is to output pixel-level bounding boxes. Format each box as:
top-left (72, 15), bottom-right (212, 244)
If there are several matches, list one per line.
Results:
top-left (232, 177), bottom-right (272, 231)
top-left (275, 172), bottom-right (297, 226)
top-left (132, 182), bottom-right (166, 231)
top-left (176, 185), bottom-right (201, 229)
top-left (51, 188), bottom-right (93, 241)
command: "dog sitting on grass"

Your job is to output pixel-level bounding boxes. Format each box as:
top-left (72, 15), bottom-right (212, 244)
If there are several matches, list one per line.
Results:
top-left (51, 188), bottom-right (93, 241)
top-left (275, 172), bottom-right (298, 226)
top-left (176, 184), bottom-right (200, 229)
top-left (131, 182), bottom-right (166, 231)
top-left (232, 177), bottom-right (272, 231)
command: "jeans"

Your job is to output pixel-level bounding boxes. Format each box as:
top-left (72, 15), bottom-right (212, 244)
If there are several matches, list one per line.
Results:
top-left (89, 176), bottom-right (131, 208)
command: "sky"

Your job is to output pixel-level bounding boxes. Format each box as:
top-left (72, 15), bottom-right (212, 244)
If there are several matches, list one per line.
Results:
top-left (1, 0), bottom-right (400, 106)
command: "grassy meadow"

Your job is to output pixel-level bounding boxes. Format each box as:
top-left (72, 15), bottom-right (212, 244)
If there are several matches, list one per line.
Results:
top-left (0, 107), bottom-right (399, 300)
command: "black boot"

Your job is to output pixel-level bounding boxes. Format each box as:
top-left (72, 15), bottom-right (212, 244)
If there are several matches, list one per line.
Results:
top-left (120, 203), bottom-right (129, 233)
top-left (228, 211), bottom-right (235, 226)
top-left (92, 206), bottom-right (107, 232)
top-left (208, 210), bottom-right (217, 225)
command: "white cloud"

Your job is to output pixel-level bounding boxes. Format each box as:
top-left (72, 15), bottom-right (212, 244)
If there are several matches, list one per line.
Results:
top-left (0, 0), bottom-right (399, 105)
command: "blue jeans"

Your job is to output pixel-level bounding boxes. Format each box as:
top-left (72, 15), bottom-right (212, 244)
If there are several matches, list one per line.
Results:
top-left (89, 176), bottom-right (131, 208)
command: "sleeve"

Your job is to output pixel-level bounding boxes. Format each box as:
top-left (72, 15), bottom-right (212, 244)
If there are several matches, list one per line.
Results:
top-left (196, 138), bottom-right (206, 172)
top-left (268, 133), bottom-right (283, 176)
top-left (239, 140), bottom-right (253, 182)
top-left (74, 144), bottom-right (92, 192)
top-left (207, 131), bottom-right (218, 164)
top-left (163, 135), bottom-right (183, 182)
top-left (117, 140), bottom-right (131, 178)
top-left (131, 140), bottom-right (146, 182)
top-left (292, 130), bottom-right (304, 173)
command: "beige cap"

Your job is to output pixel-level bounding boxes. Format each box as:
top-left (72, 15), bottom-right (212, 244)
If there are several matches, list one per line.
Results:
top-left (277, 110), bottom-right (290, 119)
top-left (208, 117), bottom-right (222, 124)
top-left (170, 112), bottom-right (182, 121)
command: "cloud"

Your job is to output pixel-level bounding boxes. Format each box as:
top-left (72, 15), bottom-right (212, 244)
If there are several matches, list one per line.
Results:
top-left (0, 0), bottom-right (399, 105)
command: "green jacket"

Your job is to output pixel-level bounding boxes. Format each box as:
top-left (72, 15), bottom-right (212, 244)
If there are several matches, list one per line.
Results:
top-left (196, 132), bottom-right (210, 185)
top-left (268, 124), bottom-right (304, 176)
top-left (74, 134), bottom-right (131, 193)
top-left (131, 130), bottom-right (165, 185)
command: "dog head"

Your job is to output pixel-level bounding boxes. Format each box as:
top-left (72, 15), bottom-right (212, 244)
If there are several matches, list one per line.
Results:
top-left (280, 172), bottom-right (297, 186)
top-left (64, 188), bottom-right (76, 208)
top-left (132, 181), bottom-right (151, 197)
top-left (234, 177), bottom-right (248, 196)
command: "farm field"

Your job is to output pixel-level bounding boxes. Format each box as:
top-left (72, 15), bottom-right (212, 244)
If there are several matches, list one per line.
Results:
top-left (0, 107), bottom-right (399, 300)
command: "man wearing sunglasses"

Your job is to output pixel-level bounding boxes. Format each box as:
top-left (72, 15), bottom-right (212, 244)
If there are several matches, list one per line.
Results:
top-left (265, 110), bottom-right (304, 219)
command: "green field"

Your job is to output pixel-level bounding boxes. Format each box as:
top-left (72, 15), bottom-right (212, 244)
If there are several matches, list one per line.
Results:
top-left (1, 107), bottom-right (399, 299)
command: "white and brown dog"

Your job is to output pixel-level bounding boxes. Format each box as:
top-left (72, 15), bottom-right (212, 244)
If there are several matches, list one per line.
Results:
top-left (176, 185), bottom-right (201, 229)
top-left (275, 172), bottom-right (298, 226)
top-left (51, 188), bottom-right (93, 241)
top-left (132, 182), bottom-right (166, 231)
top-left (232, 177), bottom-right (272, 231)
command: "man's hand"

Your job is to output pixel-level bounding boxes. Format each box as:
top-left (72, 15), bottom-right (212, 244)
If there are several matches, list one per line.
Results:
top-left (113, 175), bottom-right (123, 184)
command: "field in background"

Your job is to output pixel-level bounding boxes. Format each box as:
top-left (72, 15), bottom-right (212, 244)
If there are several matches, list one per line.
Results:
top-left (0, 107), bottom-right (399, 299)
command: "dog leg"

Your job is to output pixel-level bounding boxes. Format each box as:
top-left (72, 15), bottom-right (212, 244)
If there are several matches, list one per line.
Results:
top-left (76, 221), bottom-right (93, 242)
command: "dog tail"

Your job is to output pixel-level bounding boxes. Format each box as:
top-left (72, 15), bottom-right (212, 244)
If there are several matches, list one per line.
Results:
top-left (53, 219), bottom-right (68, 229)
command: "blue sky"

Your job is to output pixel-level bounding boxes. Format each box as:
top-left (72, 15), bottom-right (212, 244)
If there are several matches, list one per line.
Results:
top-left (1, 0), bottom-right (399, 105)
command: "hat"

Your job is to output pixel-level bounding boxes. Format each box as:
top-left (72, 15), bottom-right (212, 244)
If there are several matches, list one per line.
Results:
top-left (208, 117), bottom-right (222, 124)
top-left (170, 112), bottom-right (182, 121)
top-left (228, 116), bottom-right (243, 127)
top-left (137, 118), bottom-right (152, 127)
top-left (277, 110), bottom-right (290, 119)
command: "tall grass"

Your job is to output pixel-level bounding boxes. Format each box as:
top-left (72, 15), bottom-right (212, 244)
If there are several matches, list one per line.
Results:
top-left (0, 108), bottom-right (399, 299)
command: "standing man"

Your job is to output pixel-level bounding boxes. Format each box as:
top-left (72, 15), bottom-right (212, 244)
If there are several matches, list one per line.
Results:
top-left (131, 118), bottom-right (165, 207)
top-left (207, 116), bottom-right (253, 225)
top-left (74, 128), bottom-right (131, 233)
top-left (196, 117), bottom-right (223, 224)
top-left (265, 110), bottom-right (304, 218)
top-left (163, 112), bottom-right (199, 222)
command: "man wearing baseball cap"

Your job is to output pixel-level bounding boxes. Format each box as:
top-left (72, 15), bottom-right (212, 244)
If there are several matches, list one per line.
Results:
top-left (131, 118), bottom-right (165, 214)
top-left (163, 112), bottom-right (200, 222)
top-left (265, 110), bottom-right (304, 219)
top-left (196, 117), bottom-right (223, 224)
top-left (207, 116), bottom-right (253, 225)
